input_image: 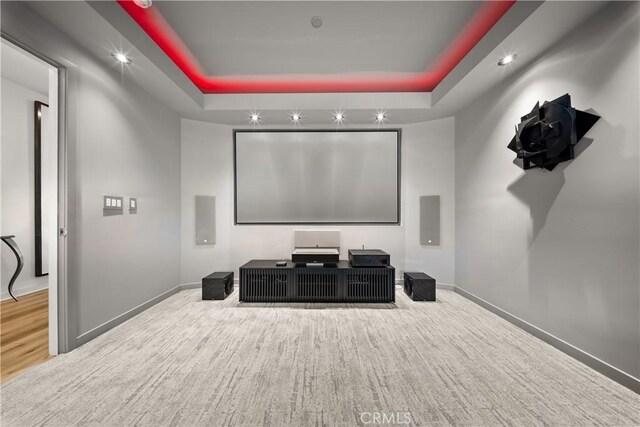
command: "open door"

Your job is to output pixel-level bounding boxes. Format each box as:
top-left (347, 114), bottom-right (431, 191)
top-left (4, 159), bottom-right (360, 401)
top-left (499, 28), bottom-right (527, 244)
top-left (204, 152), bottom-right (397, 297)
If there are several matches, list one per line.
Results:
top-left (0, 37), bottom-right (63, 381)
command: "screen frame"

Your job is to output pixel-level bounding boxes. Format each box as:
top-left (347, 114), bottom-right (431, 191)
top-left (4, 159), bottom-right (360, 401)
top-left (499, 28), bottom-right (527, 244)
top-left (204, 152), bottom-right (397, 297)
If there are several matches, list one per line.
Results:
top-left (233, 128), bottom-right (401, 225)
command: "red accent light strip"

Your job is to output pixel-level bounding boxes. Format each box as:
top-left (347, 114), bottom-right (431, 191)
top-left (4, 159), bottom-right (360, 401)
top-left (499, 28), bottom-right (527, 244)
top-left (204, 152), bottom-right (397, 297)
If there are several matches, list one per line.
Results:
top-left (117, 0), bottom-right (515, 94)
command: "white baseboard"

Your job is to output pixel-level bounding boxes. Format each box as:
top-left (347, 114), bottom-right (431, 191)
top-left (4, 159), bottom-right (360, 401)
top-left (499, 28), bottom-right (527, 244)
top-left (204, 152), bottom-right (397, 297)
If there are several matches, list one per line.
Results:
top-left (1, 283), bottom-right (48, 301)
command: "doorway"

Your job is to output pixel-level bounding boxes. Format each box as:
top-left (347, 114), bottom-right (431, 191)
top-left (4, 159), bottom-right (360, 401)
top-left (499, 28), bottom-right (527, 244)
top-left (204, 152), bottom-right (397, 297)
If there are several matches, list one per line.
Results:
top-left (1, 38), bottom-right (60, 382)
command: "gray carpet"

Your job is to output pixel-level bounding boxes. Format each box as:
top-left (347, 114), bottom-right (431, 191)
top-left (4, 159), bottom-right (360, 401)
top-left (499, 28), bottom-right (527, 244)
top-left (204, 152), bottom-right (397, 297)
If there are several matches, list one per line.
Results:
top-left (1, 289), bottom-right (638, 426)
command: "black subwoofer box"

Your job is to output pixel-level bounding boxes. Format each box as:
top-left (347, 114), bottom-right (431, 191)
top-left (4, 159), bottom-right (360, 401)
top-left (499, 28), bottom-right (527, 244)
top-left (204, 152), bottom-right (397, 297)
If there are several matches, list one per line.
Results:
top-left (202, 271), bottom-right (234, 300)
top-left (404, 272), bottom-right (435, 301)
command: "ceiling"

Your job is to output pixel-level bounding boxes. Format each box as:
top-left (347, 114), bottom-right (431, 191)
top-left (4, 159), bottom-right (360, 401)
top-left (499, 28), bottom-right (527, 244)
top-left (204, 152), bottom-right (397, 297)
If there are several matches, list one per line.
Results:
top-left (153, 1), bottom-right (483, 76)
top-left (116, 0), bottom-right (513, 93)
top-left (20, 0), bottom-right (607, 125)
top-left (1, 39), bottom-right (50, 97)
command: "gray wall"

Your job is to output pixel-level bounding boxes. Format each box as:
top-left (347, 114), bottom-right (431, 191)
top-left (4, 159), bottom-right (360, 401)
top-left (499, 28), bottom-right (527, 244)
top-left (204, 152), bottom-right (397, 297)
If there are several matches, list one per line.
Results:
top-left (2, 2), bottom-right (182, 348)
top-left (455, 2), bottom-right (639, 379)
top-left (181, 118), bottom-right (456, 285)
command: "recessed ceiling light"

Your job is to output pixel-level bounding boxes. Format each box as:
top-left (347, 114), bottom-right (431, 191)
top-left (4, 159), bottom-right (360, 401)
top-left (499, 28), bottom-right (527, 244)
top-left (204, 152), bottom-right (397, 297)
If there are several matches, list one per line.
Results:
top-left (112, 52), bottom-right (131, 64)
top-left (291, 113), bottom-right (301, 123)
top-left (498, 53), bottom-right (517, 66)
top-left (376, 112), bottom-right (386, 122)
top-left (133, 0), bottom-right (153, 8)
top-left (334, 112), bottom-right (344, 122)
top-left (250, 113), bottom-right (260, 123)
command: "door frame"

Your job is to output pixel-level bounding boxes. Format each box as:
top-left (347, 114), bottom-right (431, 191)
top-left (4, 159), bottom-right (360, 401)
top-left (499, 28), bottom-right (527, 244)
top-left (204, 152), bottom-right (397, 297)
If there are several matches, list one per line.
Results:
top-left (1, 33), bottom-right (69, 354)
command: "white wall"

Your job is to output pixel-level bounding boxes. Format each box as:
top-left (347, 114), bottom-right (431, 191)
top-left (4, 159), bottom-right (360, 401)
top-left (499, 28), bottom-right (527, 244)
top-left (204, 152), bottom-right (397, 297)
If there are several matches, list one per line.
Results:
top-left (403, 119), bottom-right (455, 283)
top-left (181, 118), bottom-right (455, 285)
top-left (455, 2), bottom-right (639, 379)
top-left (2, 2), bottom-right (183, 348)
top-left (1, 77), bottom-right (49, 299)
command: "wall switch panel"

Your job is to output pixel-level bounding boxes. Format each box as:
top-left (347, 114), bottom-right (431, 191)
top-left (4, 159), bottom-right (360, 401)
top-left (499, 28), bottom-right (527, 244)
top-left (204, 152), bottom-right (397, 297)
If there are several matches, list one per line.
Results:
top-left (103, 196), bottom-right (124, 212)
top-left (129, 198), bottom-right (137, 214)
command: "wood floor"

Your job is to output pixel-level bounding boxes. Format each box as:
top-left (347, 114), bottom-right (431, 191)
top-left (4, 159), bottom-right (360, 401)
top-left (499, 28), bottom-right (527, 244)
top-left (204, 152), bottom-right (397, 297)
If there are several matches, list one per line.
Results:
top-left (1, 289), bottom-right (50, 383)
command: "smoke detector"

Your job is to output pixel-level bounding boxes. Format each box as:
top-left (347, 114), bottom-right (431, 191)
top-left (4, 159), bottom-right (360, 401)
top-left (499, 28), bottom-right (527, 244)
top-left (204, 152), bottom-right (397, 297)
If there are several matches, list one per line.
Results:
top-left (311, 16), bottom-right (323, 29)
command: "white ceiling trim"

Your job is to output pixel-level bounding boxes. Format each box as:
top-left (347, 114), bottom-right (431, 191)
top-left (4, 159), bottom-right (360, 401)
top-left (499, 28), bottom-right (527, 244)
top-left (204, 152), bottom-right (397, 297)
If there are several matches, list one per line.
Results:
top-left (203, 92), bottom-right (431, 111)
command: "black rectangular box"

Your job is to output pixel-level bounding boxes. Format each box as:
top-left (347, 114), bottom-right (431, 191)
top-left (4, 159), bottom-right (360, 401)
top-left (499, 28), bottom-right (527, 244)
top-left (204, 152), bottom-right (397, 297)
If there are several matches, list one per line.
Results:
top-left (348, 249), bottom-right (390, 268)
top-left (404, 272), bottom-right (435, 301)
top-left (239, 260), bottom-right (395, 303)
top-left (202, 271), bottom-right (234, 300)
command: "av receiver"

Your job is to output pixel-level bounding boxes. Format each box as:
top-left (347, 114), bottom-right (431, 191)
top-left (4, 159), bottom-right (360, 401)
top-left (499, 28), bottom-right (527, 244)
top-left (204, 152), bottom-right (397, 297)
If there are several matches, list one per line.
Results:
top-left (348, 249), bottom-right (390, 268)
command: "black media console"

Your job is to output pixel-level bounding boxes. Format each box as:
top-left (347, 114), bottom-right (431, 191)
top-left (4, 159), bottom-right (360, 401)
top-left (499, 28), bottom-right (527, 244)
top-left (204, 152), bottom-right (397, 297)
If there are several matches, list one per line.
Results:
top-left (239, 260), bottom-right (395, 303)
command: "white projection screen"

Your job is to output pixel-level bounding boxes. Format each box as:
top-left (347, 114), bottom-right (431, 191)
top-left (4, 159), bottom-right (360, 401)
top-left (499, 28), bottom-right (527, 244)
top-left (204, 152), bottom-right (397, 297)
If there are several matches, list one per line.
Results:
top-left (234, 130), bottom-right (400, 224)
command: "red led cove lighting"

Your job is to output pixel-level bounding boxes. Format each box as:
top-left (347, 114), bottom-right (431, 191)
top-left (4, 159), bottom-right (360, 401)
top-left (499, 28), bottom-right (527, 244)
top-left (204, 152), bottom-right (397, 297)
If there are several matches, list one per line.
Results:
top-left (117, 0), bottom-right (515, 94)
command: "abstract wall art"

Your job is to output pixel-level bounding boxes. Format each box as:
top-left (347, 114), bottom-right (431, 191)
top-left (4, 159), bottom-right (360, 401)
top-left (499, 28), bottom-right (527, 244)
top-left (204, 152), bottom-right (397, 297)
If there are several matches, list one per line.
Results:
top-left (507, 94), bottom-right (600, 171)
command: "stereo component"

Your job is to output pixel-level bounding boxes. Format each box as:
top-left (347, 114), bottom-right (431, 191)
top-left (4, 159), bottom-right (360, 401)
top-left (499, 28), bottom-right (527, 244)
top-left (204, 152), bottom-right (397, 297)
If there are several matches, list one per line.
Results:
top-left (348, 249), bottom-right (390, 268)
top-left (202, 271), bottom-right (234, 300)
top-left (404, 272), bottom-right (435, 301)
top-left (195, 195), bottom-right (215, 245)
top-left (420, 195), bottom-right (440, 246)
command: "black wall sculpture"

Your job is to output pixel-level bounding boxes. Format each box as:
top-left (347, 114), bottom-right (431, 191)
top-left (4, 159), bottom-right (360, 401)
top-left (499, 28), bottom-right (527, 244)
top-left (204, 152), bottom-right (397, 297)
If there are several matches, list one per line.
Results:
top-left (507, 94), bottom-right (600, 171)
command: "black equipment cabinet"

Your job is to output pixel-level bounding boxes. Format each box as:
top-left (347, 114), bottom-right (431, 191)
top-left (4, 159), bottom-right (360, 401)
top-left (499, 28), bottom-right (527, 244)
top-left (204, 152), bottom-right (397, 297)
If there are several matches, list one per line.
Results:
top-left (202, 271), bottom-right (234, 300)
top-left (240, 260), bottom-right (395, 303)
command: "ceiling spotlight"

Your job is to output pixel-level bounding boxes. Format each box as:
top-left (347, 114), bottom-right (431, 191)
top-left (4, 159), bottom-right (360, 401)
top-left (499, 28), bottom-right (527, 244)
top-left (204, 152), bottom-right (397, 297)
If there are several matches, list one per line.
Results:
top-left (112, 52), bottom-right (131, 64)
top-left (334, 112), bottom-right (344, 122)
top-left (376, 113), bottom-right (386, 122)
top-left (291, 113), bottom-right (301, 123)
top-left (250, 113), bottom-right (260, 123)
top-left (133, 0), bottom-right (153, 8)
top-left (498, 54), bottom-right (517, 66)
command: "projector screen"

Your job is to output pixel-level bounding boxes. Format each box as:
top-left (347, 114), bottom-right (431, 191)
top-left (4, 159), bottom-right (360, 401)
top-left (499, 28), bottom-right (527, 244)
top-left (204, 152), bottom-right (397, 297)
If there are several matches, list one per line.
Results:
top-left (234, 130), bottom-right (400, 224)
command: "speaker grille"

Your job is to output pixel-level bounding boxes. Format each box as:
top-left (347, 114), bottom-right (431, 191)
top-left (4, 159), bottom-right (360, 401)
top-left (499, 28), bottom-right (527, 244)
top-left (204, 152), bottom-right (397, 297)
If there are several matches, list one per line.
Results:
top-left (241, 269), bottom-right (289, 302)
top-left (346, 269), bottom-right (394, 302)
top-left (297, 270), bottom-right (337, 301)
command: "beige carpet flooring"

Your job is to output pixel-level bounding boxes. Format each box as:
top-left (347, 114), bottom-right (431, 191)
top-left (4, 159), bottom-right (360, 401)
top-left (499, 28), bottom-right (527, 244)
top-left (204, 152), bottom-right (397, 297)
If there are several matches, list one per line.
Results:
top-left (1, 289), bottom-right (638, 426)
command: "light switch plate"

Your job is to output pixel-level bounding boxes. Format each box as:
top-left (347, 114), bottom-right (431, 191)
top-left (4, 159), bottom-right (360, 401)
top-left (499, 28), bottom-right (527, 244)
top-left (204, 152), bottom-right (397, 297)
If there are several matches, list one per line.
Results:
top-left (103, 196), bottom-right (124, 213)
top-left (129, 198), bottom-right (137, 214)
